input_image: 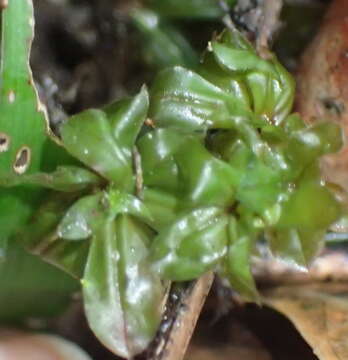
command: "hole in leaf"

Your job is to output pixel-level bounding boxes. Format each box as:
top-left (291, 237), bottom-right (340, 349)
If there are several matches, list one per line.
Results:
top-left (0, 132), bottom-right (10, 152)
top-left (13, 146), bottom-right (31, 174)
top-left (8, 90), bottom-right (15, 103)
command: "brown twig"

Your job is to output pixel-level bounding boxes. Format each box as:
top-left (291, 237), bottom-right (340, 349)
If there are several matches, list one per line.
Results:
top-left (147, 272), bottom-right (214, 360)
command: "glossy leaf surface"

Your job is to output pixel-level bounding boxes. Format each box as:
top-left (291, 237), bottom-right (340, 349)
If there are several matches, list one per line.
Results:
top-left (60, 109), bottom-right (133, 187)
top-left (150, 66), bottom-right (239, 131)
top-left (83, 215), bottom-right (163, 358)
top-left (0, 0), bottom-right (79, 319)
top-left (0, 166), bottom-right (101, 192)
top-left (150, 207), bottom-right (228, 281)
top-left (57, 193), bottom-right (106, 240)
top-left (105, 85), bottom-right (149, 156)
top-left (19, 194), bottom-right (88, 278)
top-left (223, 217), bottom-right (258, 300)
top-left (132, 10), bottom-right (198, 68)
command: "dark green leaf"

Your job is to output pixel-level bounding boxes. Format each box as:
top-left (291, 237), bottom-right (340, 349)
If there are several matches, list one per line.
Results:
top-left (174, 137), bottom-right (237, 207)
top-left (211, 41), bottom-right (277, 76)
top-left (150, 66), bottom-right (240, 131)
top-left (105, 86), bottom-right (149, 155)
top-left (142, 188), bottom-right (180, 230)
top-left (83, 215), bottom-right (164, 358)
top-left (267, 228), bottom-right (306, 268)
top-left (223, 217), bottom-right (258, 300)
top-left (0, 165), bottom-right (101, 192)
top-left (278, 181), bottom-right (341, 230)
top-left (57, 193), bottom-right (106, 241)
top-left (131, 10), bottom-right (198, 68)
top-left (198, 52), bottom-right (251, 109)
top-left (150, 207), bottom-right (228, 281)
top-left (18, 193), bottom-right (88, 278)
top-left (0, 242), bottom-right (78, 321)
top-left (60, 109), bottom-right (133, 188)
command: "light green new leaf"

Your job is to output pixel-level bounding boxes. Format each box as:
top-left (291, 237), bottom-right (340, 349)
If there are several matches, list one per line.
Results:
top-left (83, 215), bottom-right (164, 358)
top-left (0, 0), bottom-right (74, 239)
top-left (0, 0), bottom-right (49, 178)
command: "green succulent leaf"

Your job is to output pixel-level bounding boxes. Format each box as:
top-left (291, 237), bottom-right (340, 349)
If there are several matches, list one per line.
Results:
top-left (174, 136), bottom-right (238, 207)
top-left (83, 215), bottom-right (164, 358)
top-left (268, 227), bottom-right (326, 267)
top-left (236, 157), bottom-right (282, 215)
top-left (142, 188), bottom-right (180, 231)
top-left (211, 41), bottom-right (277, 76)
top-left (150, 66), bottom-right (242, 131)
top-left (104, 86), bottom-right (149, 155)
top-left (60, 109), bottom-right (133, 188)
top-left (0, 165), bottom-right (101, 192)
top-left (138, 128), bottom-right (185, 193)
top-left (198, 52), bottom-right (252, 109)
top-left (131, 9), bottom-right (198, 68)
top-left (268, 228), bottom-right (306, 268)
top-left (278, 181), bottom-right (341, 230)
top-left (223, 217), bottom-right (258, 301)
top-left (57, 193), bottom-right (106, 241)
top-left (17, 193), bottom-right (88, 278)
top-left (150, 207), bottom-right (228, 281)
top-left (285, 122), bottom-right (343, 173)
top-left (107, 188), bottom-right (154, 225)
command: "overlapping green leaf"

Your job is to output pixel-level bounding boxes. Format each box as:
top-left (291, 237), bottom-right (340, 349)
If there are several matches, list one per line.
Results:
top-left (150, 207), bottom-right (228, 280)
top-left (0, 165), bottom-right (101, 192)
top-left (132, 9), bottom-right (198, 68)
top-left (1, 11), bottom-right (346, 358)
top-left (221, 217), bottom-right (258, 301)
top-left (60, 109), bottom-right (133, 187)
top-left (150, 66), bottom-right (247, 131)
top-left (105, 85), bottom-right (149, 155)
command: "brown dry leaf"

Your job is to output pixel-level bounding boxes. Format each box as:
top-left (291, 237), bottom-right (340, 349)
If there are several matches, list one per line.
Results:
top-left (263, 283), bottom-right (348, 360)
